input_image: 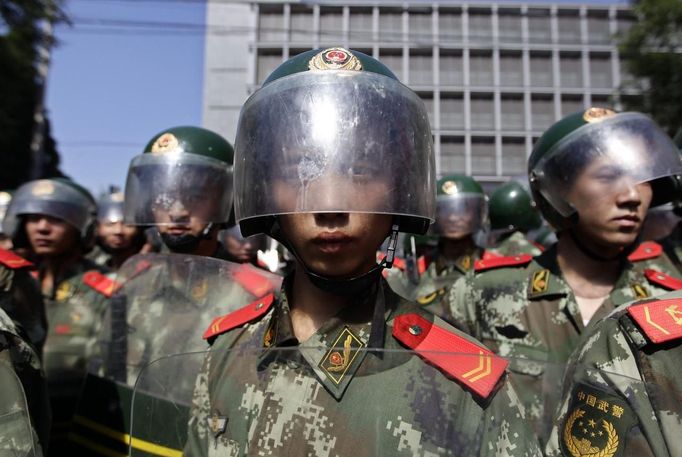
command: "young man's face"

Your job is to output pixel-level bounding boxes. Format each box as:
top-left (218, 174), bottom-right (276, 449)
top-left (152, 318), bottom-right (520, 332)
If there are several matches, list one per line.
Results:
top-left (152, 193), bottom-right (213, 239)
top-left (97, 221), bottom-right (139, 252)
top-left (25, 214), bottom-right (80, 256)
top-left (567, 156), bottom-right (652, 249)
top-left (280, 212), bottom-right (392, 279)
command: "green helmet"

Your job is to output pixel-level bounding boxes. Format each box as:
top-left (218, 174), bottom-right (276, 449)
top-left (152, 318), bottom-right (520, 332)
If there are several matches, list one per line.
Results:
top-left (124, 126), bottom-right (234, 226)
top-left (431, 174), bottom-right (487, 238)
top-left (489, 181), bottom-right (542, 233)
top-left (96, 191), bottom-right (125, 224)
top-left (234, 47), bottom-right (435, 237)
top-left (3, 178), bottom-right (96, 241)
top-left (528, 107), bottom-right (682, 230)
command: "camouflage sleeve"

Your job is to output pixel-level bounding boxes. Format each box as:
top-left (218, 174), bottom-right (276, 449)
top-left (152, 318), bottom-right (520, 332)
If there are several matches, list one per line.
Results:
top-left (443, 273), bottom-right (477, 336)
top-left (184, 349), bottom-right (212, 457)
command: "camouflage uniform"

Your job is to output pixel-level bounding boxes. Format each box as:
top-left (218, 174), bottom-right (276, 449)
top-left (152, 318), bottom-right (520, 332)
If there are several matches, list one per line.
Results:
top-left (487, 231), bottom-right (543, 257)
top-left (0, 306), bottom-right (50, 455)
top-left (185, 278), bottom-right (542, 457)
top-left (85, 244), bottom-right (112, 269)
top-left (546, 289), bottom-right (682, 457)
top-left (660, 223), bottom-right (682, 274)
top-left (446, 244), bottom-right (682, 442)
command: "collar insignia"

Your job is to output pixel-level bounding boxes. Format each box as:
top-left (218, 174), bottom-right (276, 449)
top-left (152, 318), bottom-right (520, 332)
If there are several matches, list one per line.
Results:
top-left (208, 412), bottom-right (228, 437)
top-left (529, 269), bottom-right (550, 296)
top-left (630, 283), bottom-right (649, 300)
top-left (309, 47), bottom-right (362, 71)
top-left (56, 282), bottom-right (72, 302)
top-left (318, 326), bottom-right (365, 385)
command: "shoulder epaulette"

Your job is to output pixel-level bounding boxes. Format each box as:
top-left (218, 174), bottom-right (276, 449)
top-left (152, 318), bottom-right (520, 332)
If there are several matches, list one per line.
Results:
top-left (474, 254), bottom-right (532, 273)
top-left (644, 269), bottom-right (682, 291)
top-left (0, 248), bottom-right (34, 270)
top-left (82, 271), bottom-right (121, 297)
top-left (628, 241), bottom-right (663, 262)
top-left (233, 266), bottom-right (277, 298)
top-left (392, 313), bottom-right (508, 399)
top-left (417, 255), bottom-right (429, 275)
top-left (203, 293), bottom-right (275, 342)
top-left (628, 298), bottom-right (682, 344)
top-left (481, 250), bottom-right (502, 261)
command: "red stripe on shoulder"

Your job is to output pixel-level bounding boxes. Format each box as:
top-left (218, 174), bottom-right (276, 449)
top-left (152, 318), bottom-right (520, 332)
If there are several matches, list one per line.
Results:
top-left (233, 265), bottom-right (277, 298)
top-left (392, 313), bottom-right (508, 399)
top-left (628, 298), bottom-right (682, 344)
top-left (203, 293), bottom-right (275, 341)
top-left (82, 271), bottom-right (121, 297)
top-left (0, 248), bottom-right (34, 270)
top-left (474, 254), bottom-right (532, 272)
top-left (644, 269), bottom-right (682, 291)
top-left (628, 241), bottom-right (663, 262)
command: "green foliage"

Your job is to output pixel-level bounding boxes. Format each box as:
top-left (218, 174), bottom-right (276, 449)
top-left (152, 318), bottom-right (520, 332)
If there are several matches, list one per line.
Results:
top-left (618, 0), bottom-right (682, 136)
top-left (0, 0), bottom-right (67, 189)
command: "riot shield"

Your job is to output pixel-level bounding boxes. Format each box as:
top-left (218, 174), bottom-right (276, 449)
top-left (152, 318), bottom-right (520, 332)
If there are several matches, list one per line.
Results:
top-left (0, 360), bottom-right (39, 457)
top-left (70, 253), bottom-right (281, 456)
top-left (130, 349), bottom-right (559, 457)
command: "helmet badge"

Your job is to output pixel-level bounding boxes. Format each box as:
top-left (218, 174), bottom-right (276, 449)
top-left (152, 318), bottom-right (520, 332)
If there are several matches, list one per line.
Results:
top-left (31, 180), bottom-right (55, 196)
top-left (0, 191), bottom-right (11, 204)
top-left (151, 133), bottom-right (180, 154)
top-left (441, 180), bottom-right (458, 195)
top-left (582, 107), bottom-right (616, 123)
top-left (309, 47), bottom-right (363, 71)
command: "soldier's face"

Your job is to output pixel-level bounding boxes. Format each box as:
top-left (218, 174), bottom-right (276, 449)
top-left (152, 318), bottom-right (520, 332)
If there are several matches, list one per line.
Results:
top-left (568, 157), bottom-right (652, 248)
top-left (25, 214), bottom-right (80, 256)
top-left (279, 212), bottom-right (392, 278)
top-left (153, 196), bottom-right (213, 238)
top-left (98, 221), bottom-right (139, 251)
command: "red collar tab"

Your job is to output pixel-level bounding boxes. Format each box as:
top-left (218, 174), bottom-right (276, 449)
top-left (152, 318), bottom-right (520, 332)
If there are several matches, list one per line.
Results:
top-left (644, 269), bottom-right (682, 291)
top-left (392, 313), bottom-right (508, 399)
top-left (628, 241), bottom-right (663, 262)
top-left (0, 248), bottom-right (34, 270)
top-left (628, 298), bottom-right (682, 344)
top-left (82, 271), bottom-right (121, 298)
top-left (203, 293), bottom-right (275, 341)
top-left (233, 266), bottom-right (277, 298)
top-left (474, 254), bottom-right (532, 273)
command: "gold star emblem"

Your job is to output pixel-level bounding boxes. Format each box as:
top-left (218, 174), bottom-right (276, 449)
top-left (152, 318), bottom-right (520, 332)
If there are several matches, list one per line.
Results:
top-left (583, 107), bottom-right (616, 123)
top-left (31, 180), bottom-right (55, 197)
top-left (151, 133), bottom-right (180, 154)
top-left (441, 180), bottom-right (458, 195)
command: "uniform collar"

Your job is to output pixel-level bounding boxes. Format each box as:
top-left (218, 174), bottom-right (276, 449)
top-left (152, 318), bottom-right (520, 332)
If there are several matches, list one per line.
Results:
top-left (434, 248), bottom-right (481, 275)
top-left (525, 244), bottom-right (571, 300)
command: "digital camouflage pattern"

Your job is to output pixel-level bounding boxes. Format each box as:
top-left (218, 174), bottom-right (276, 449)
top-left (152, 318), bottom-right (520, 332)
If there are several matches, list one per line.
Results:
top-left (546, 289), bottom-right (682, 457)
top-left (85, 245), bottom-right (112, 269)
top-left (660, 223), bottom-right (682, 274)
top-left (487, 231), bottom-right (543, 258)
top-left (445, 244), bottom-right (682, 443)
top-left (0, 306), bottom-right (50, 455)
top-left (184, 277), bottom-right (542, 457)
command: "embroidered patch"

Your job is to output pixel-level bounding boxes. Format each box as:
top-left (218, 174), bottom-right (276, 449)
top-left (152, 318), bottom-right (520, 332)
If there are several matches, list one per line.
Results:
top-left (191, 279), bottom-right (209, 301)
top-left (151, 133), bottom-right (180, 154)
top-left (583, 107), bottom-right (616, 123)
top-left (630, 283), bottom-right (649, 300)
top-left (262, 318), bottom-right (276, 348)
top-left (55, 282), bottom-right (72, 302)
top-left (530, 269), bottom-right (550, 295)
top-left (457, 255), bottom-right (472, 272)
top-left (628, 298), bottom-right (682, 343)
top-left (308, 47), bottom-right (362, 71)
top-left (208, 412), bottom-right (228, 437)
top-left (416, 287), bottom-right (446, 306)
top-left (318, 326), bottom-right (365, 385)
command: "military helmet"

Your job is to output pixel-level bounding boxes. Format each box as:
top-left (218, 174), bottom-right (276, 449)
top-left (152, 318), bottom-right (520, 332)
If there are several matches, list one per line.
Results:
top-left (0, 191), bottom-right (12, 234)
top-left (234, 47), bottom-right (435, 237)
top-left (528, 107), bottom-right (682, 230)
top-left (97, 191), bottom-right (125, 224)
top-left (430, 174), bottom-right (487, 238)
top-left (489, 181), bottom-right (542, 233)
top-left (123, 126), bottom-right (234, 226)
top-left (3, 178), bottom-right (96, 240)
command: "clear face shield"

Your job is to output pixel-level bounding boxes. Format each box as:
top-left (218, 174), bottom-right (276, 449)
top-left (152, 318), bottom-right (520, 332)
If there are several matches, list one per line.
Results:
top-left (123, 153), bottom-right (233, 226)
top-left (233, 71), bottom-right (435, 231)
top-left (431, 193), bottom-right (488, 239)
top-left (530, 113), bottom-right (682, 220)
top-left (2, 179), bottom-right (95, 237)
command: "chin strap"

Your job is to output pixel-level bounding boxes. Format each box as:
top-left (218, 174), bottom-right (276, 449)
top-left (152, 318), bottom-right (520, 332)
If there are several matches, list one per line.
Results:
top-left (161, 222), bottom-right (215, 253)
top-left (568, 229), bottom-right (639, 263)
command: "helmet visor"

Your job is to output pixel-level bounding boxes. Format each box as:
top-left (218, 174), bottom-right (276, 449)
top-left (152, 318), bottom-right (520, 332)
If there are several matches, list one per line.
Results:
top-left (431, 193), bottom-right (487, 237)
top-left (234, 71), bottom-right (435, 229)
top-left (123, 153), bottom-right (233, 225)
top-left (531, 113), bottom-right (682, 217)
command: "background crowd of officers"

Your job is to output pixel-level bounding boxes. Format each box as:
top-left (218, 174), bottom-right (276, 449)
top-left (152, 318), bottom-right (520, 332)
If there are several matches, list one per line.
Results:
top-left (1, 46), bottom-right (682, 457)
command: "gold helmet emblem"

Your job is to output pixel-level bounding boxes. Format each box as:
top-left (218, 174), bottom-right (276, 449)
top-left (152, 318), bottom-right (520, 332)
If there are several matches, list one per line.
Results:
top-left (31, 180), bottom-right (55, 197)
top-left (309, 47), bottom-right (363, 71)
top-left (110, 191), bottom-right (124, 203)
top-left (441, 180), bottom-right (458, 195)
top-left (151, 133), bottom-right (180, 154)
top-left (583, 107), bottom-right (616, 123)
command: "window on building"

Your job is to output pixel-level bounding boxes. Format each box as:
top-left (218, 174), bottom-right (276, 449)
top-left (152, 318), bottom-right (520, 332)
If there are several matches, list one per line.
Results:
top-left (591, 95), bottom-right (612, 109)
top-left (291, 6), bottom-right (314, 42)
top-left (409, 50), bottom-right (433, 86)
top-left (471, 137), bottom-right (496, 175)
top-left (469, 51), bottom-right (494, 87)
top-left (409, 9), bottom-right (432, 43)
top-left (468, 9), bottom-right (492, 45)
top-left (529, 52), bottom-right (553, 88)
top-left (531, 95), bottom-right (554, 132)
top-left (320, 7), bottom-right (344, 43)
top-left (498, 9), bottom-right (522, 44)
top-left (379, 49), bottom-right (403, 80)
top-left (439, 8), bottom-right (462, 43)
top-left (258, 7), bottom-right (285, 42)
top-left (470, 94), bottom-right (495, 131)
top-left (440, 136), bottom-right (466, 175)
top-left (590, 53), bottom-right (613, 89)
top-left (587, 10), bottom-right (611, 45)
top-left (440, 51), bottom-right (463, 86)
top-left (562, 95), bottom-right (584, 116)
top-left (257, 50), bottom-right (282, 84)
top-left (440, 94), bottom-right (465, 130)
top-left (501, 138), bottom-right (527, 176)
top-left (557, 10), bottom-right (581, 44)
top-left (616, 11), bottom-right (634, 35)
top-left (501, 95), bottom-right (525, 131)
top-left (559, 52), bottom-right (583, 88)
top-left (379, 9), bottom-right (402, 43)
top-left (349, 7), bottom-right (373, 43)
top-left (419, 92), bottom-right (435, 126)
top-left (527, 9), bottom-right (552, 44)
top-left (499, 51), bottom-right (523, 87)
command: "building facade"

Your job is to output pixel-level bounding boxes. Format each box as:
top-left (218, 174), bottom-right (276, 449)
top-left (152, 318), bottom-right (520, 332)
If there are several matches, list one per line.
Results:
top-left (203, 0), bottom-right (634, 184)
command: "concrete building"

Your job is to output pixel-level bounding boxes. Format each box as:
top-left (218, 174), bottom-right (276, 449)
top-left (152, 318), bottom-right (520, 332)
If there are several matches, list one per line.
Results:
top-left (202, 0), bottom-right (635, 184)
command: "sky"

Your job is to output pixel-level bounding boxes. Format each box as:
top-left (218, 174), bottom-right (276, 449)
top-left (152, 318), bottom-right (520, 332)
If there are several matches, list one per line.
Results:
top-left (46, 0), bottom-right (207, 197)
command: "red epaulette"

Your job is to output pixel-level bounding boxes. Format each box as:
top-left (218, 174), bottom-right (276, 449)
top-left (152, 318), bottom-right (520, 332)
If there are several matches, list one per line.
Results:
top-left (530, 240), bottom-right (546, 252)
top-left (474, 254), bottom-right (532, 273)
top-left (628, 298), bottom-right (682, 344)
top-left (0, 248), bottom-right (34, 270)
top-left (628, 241), bottom-right (663, 262)
top-left (417, 255), bottom-right (430, 275)
top-left (203, 293), bottom-right (275, 341)
top-left (644, 269), bottom-right (682, 291)
top-left (481, 251), bottom-right (502, 261)
top-left (393, 313), bottom-right (508, 399)
top-left (233, 266), bottom-right (277, 298)
top-left (377, 252), bottom-right (407, 271)
top-left (82, 271), bottom-right (121, 298)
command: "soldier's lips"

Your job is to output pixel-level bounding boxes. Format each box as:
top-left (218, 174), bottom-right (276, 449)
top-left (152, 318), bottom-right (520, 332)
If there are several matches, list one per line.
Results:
top-left (32, 238), bottom-right (54, 247)
top-left (611, 215), bottom-right (640, 228)
top-left (312, 232), bottom-right (353, 253)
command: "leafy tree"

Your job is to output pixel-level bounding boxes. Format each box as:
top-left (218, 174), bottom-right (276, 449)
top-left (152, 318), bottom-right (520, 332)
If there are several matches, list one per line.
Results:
top-left (618, 0), bottom-right (682, 136)
top-left (0, 0), bottom-right (67, 189)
